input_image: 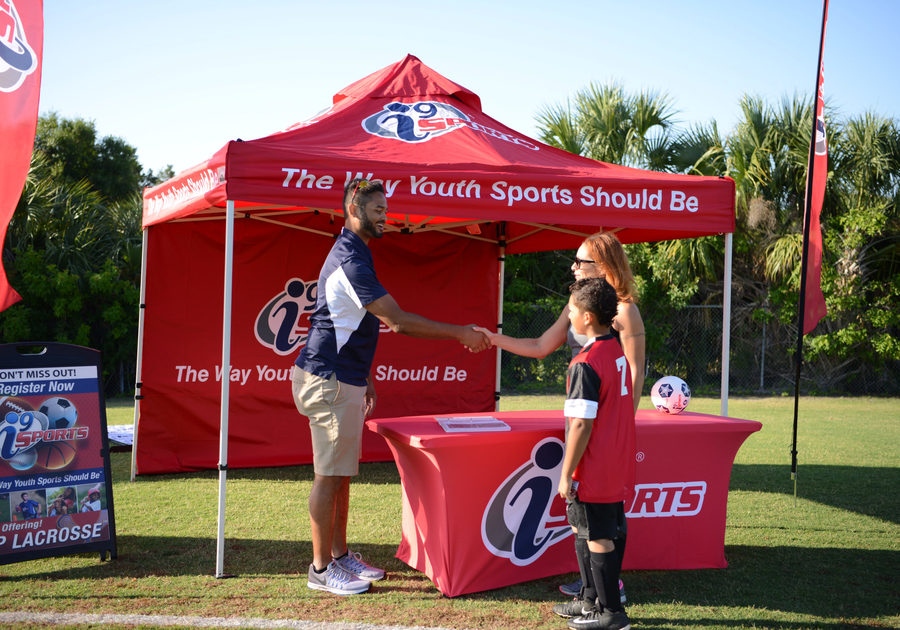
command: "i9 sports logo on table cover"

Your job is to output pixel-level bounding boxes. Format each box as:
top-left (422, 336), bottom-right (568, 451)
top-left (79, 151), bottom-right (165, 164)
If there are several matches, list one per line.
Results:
top-left (626, 481), bottom-right (706, 517)
top-left (481, 438), bottom-right (572, 566)
top-left (362, 101), bottom-right (470, 144)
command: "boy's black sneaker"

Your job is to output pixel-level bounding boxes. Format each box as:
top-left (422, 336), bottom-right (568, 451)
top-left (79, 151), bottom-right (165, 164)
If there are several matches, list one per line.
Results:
top-left (567, 608), bottom-right (631, 630)
top-left (553, 597), bottom-right (593, 619)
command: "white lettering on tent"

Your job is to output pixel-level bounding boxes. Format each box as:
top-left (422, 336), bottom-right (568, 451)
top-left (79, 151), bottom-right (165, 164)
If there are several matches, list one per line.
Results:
top-left (176, 364), bottom-right (294, 385)
top-left (344, 172), bottom-right (374, 186)
top-left (340, 173), bottom-right (400, 197)
top-left (280, 168), bottom-right (334, 190)
top-left (145, 169), bottom-right (219, 218)
top-left (175, 365), bottom-right (209, 383)
top-left (255, 365), bottom-right (291, 382)
top-left (490, 181), bottom-right (573, 207)
top-left (383, 180), bottom-right (399, 197)
top-left (580, 186), bottom-right (663, 211)
top-left (410, 176), bottom-right (481, 199)
top-left (670, 191), bottom-right (699, 212)
top-left (375, 364), bottom-right (468, 382)
top-left (213, 365), bottom-right (252, 386)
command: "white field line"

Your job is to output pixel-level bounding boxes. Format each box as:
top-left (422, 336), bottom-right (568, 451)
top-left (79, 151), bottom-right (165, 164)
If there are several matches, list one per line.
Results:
top-left (0, 612), bottom-right (462, 630)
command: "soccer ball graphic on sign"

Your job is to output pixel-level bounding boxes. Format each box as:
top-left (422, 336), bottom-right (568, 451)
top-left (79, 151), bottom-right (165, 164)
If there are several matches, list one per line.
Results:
top-left (650, 376), bottom-right (691, 414)
top-left (39, 397), bottom-right (78, 429)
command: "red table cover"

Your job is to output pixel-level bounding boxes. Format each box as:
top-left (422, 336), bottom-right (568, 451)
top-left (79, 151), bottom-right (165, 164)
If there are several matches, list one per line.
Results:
top-left (368, 409), bottom-right (761, 596)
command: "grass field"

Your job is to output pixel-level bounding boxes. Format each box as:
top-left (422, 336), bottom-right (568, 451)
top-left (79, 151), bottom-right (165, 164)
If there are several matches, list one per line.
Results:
top-left (0, 396), bottom-right (897, 630)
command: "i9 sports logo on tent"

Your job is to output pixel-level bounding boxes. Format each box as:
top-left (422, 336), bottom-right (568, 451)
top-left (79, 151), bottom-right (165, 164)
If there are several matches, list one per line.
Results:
top-left (362, 101), bottom-right (471, 143)
top-left (255, 278), bottom-right (317, 356)
top-left (481, 438), bottom-right (572, 566)
top-left (0, 0), bottom-right (37, 93)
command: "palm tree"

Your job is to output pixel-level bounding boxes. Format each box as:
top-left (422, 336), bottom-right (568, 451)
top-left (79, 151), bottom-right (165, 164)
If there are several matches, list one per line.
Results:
top-left (826, 111), bottom-right (899, 319)
top-left (536, 82), bottom-right (678, 169)
top-left (671, 121), bottom-right (726, 176)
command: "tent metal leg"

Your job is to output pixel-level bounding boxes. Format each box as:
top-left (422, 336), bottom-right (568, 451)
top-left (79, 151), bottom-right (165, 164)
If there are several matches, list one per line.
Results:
top-left (720, 232), bottom-right (733, 417)
top-left (130, 228), bottom-right (149, 482)
top-left (215, 200), bottom-right (236, 578)
top-left (494, 241), bottom-right (506, 411)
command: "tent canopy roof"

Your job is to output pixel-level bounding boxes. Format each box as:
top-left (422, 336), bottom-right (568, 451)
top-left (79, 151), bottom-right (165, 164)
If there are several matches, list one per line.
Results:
top-left (142, 55), bottom-right (734, 253)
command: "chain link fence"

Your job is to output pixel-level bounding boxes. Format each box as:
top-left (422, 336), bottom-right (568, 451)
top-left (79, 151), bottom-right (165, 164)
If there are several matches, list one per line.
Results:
top-left (499, 303), bottom-right (897, 397)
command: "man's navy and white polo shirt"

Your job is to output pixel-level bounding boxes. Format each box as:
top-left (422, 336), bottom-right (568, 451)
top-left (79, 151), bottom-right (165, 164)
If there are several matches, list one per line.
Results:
top-left (295, 228), bottom-right (388, 386)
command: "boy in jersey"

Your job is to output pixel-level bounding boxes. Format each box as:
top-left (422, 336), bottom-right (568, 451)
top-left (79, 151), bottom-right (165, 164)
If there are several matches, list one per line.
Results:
top-left (554, 278), bottom-right (635, 630)
top-left (16, 492), bottom-right (40, 520)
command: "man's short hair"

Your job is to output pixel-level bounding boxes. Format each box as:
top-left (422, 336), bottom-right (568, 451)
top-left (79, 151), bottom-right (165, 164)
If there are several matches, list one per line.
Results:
top-left (343, 178), bottom-right (386, 217)
top-left (569, 278), bottom-right (618, 328)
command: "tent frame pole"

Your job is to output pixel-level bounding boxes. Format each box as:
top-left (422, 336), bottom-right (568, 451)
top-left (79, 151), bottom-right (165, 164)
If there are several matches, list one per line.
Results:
top-left (494, 235), bottom-right (506, 411)
top-left (720, 232), bottom-right (733, 416)
top-left (130, 228), bottom-right (149, 482)
top-left (215, 200), bottom-right (236, 578)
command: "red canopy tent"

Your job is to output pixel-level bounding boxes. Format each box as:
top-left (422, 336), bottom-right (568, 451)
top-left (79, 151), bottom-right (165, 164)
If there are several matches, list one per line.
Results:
top-left (137, 55), bottom-right (735, 575)
top-left (144, 56), bottom-right (733, 244)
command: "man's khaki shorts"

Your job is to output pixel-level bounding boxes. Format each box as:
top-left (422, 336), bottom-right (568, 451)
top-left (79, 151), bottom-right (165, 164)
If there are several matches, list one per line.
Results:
top-left (292, 366), bottom-right (366, 476)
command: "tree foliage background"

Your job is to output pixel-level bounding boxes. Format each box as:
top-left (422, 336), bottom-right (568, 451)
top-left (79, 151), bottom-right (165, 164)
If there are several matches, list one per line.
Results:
top-left (1, 93), bottom-right (897, 396)
top-left (0, 114), bottom-right (172, 394)
top-left (507, 85), bottom-right (898, 394)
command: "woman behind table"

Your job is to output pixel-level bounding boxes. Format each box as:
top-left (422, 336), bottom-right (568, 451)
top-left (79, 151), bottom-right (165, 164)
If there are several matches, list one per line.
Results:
top-left (475, 231), bottom-right (644, 603)
top-left (478, 231), bottom-right (645, 411)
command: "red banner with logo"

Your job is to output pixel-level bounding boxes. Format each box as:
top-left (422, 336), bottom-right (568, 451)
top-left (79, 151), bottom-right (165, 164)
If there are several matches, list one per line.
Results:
top-left (0, 0), bottom-right (42, 312)
top-left (802, 0), bottom-right (829, 335)
top-left (135, 213), bottom-right (498, 474)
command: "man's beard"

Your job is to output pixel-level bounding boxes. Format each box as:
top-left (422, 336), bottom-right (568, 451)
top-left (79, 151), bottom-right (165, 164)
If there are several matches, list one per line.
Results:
top-left (359, 211), bottom-right (383, 239)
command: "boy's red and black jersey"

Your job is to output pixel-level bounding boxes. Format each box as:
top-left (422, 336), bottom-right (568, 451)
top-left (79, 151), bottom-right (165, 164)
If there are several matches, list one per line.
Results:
top-left (564, 334), bottom-right (636, 503)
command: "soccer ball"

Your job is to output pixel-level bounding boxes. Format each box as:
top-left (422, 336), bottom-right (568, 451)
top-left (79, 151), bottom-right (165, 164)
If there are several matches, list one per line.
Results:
top-left (650, 376), bottom-right (691, 414)
top-left (39, 397), bottom-right (78, 430)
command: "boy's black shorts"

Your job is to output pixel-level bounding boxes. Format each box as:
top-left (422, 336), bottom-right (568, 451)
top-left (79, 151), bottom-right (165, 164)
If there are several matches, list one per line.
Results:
top-left (566, 499), bottom-right (626, 541)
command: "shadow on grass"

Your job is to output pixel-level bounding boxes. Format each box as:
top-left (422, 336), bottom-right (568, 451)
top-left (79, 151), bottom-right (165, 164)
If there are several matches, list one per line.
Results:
top-left (0, 537), bottom-right (397, 580)
top-left (462, 544), bottom-right (898, 622)
top-left (3, 538), bottom-right (896, 621)
top-left (730, 464), bottom-right (900, 524)
top-left (630, 545), bottom-right (897, 619)
top-left (123, 460), bottom-right (402, 486)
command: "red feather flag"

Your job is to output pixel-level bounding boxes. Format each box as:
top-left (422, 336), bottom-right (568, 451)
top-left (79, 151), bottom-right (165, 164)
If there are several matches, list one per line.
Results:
top-left (802, 0), bottom-right (829, 335)
top-left (0, 0), bottom-right (43, 312)
top-left (792, 0), bottom-right (830, 491)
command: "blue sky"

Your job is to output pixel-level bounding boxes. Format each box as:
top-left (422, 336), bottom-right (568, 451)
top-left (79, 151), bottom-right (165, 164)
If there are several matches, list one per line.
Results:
top-left (40, 0), bottom-right (899, 174)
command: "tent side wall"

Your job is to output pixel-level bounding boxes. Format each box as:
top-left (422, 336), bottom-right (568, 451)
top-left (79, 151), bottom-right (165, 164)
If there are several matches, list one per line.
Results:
top-left (135, 212), bottom-right (499, 474)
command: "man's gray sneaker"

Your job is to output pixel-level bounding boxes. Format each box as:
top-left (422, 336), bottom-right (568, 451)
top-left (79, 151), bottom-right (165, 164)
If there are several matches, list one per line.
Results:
top-left (333, 549), bottom-right (385, 582)
top-left (307, 561), bottom-right (370, 595)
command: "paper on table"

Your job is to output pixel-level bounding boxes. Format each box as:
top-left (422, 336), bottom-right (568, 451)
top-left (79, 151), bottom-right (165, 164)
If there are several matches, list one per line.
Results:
top-left (436, 416), bottom-right (511, 433)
